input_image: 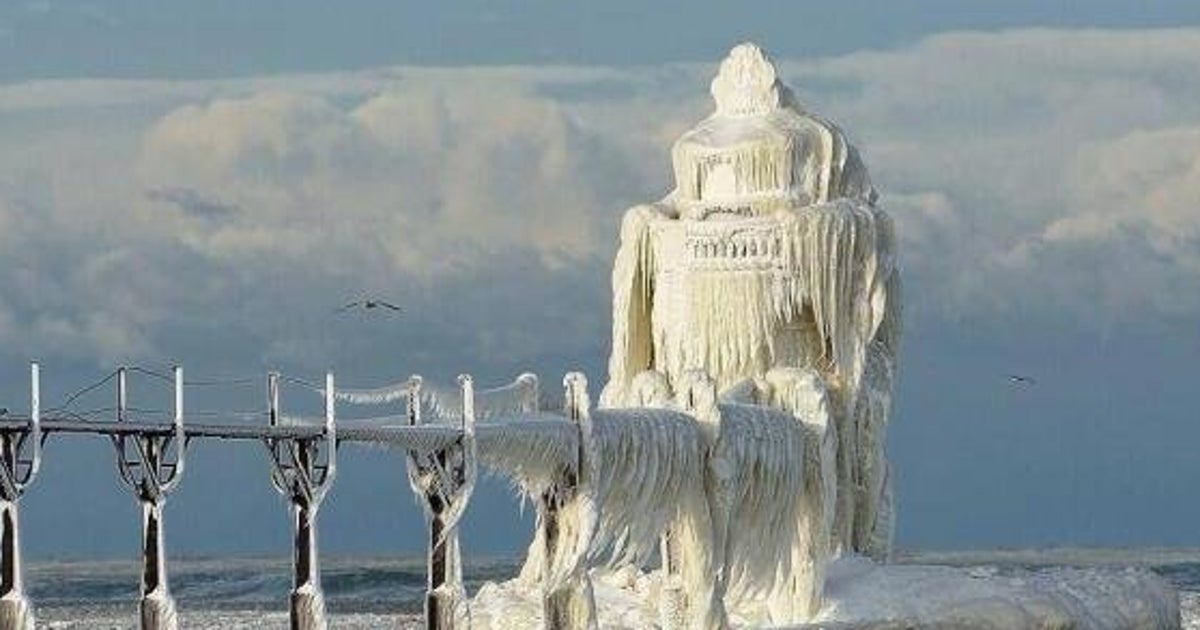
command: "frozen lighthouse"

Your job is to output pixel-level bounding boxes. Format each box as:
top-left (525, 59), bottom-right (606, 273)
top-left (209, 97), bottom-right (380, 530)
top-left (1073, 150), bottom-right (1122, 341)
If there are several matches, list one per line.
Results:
top-left (602, 43), bottom-right (900, 559)
top-left (471, 43), bottom-right (1178, 630)
top-left (475, 43), bottom-right (902, 628)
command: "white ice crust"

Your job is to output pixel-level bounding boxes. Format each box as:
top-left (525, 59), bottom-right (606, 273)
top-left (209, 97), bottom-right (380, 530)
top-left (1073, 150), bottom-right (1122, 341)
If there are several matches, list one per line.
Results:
top-left (471, 556), bottom-right (1180, 629)
top-left (458, 42), bottom-right (1180, 629)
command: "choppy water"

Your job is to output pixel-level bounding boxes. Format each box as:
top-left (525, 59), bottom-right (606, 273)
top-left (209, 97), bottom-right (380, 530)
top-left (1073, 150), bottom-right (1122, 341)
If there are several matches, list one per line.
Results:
top-left (25, 549), bottom-right (1200, 628)
top-left (29, 556), bottom-right (511, 628)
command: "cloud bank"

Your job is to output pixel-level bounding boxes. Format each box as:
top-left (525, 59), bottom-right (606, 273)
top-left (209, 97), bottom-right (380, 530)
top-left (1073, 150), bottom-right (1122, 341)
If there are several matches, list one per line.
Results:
top-left (1, 28), bottom-right (1197, 372)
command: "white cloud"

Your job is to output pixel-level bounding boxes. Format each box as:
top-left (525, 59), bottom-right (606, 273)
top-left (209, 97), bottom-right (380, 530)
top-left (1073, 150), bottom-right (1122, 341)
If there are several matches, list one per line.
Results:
top-left (780, 28), bottom-right (1200, 326)
top-left (136, 85), bottom-right (642, 278)
top-left (2, 27), bottom-right (1199, 368)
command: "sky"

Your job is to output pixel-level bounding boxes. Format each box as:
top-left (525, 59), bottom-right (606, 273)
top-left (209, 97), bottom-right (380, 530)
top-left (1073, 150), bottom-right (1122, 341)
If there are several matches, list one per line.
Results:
top-left (0, 2), bottom-right (1199, 560)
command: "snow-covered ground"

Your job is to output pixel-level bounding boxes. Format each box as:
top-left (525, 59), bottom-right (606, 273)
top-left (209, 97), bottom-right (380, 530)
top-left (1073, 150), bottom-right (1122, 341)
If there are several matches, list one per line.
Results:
top-left (810, 557), bottom-right (1178, 629)
top-left (472, 556), bottom-right (1180, 629)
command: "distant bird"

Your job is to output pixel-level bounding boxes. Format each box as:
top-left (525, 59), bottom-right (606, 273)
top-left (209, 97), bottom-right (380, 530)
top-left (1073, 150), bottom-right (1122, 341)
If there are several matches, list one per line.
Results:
top-left (1007, 374), bottom-right (1036, 386)
top-left (337, 298), bottom-right (403, 314)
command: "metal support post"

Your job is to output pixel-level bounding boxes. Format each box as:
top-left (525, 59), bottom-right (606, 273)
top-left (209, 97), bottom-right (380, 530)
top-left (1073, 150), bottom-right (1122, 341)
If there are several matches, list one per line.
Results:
top-left (539, 372), bottom-right (596, 630)
top-left (406, 375), bottom-right (476, 630)
top-left (0, 363), bottom-right (43, 630)
top-left (266, 372), bottom-right (337, 630)
top-left (112, 366), bottom-right (188, 630)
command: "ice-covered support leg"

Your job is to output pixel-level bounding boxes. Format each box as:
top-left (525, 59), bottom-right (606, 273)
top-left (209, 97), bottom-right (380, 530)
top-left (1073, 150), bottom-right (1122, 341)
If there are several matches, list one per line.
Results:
top-left (405, 375), bottom-right (476, 630)
top-left (266, 372), bottom-right (337, 630)
top-left (139, 500), bottom-right (175, 629)
top-left (765, 367), bottom-right (837, 623)
top-left (866, 465), bottom-right (895, 560)
top-left (111, 367), bottom-right (188, 630)
top-left (851, 345), bottom-right (898, 560)
top-left (517, 372), bottom-right (540, 414)
top-left (425, 519), bottom-right (465, 630)
top-left (0, 364), bottom-right (41, 630)
top-left (0, 501), bottom-right (31, 630)
top-left (538, 372), bottom-right (596, 630)
top-left (289, 494), bottom-right (324, 630)
top-left (657, 530), bottom-right (687, 630)
top-left (666, 370), bottom-right (728, 630)
top-left (826, 386), bottom-right (855, 557)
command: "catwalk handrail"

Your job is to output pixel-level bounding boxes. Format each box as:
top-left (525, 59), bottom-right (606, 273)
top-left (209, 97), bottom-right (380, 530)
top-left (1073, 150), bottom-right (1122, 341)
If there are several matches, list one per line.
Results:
top-left (0, 415), bottom-right (454, 442)
top-left (0, 414), bottom-right (575, 453)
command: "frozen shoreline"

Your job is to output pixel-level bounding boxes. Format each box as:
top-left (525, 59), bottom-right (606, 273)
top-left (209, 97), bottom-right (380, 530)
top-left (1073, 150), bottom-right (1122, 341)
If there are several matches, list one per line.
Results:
top-left (472, 556), bottom-right (1180, 629)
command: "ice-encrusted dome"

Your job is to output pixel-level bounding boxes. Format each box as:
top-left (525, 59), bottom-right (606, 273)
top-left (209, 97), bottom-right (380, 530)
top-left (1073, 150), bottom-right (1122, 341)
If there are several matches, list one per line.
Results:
top-left (670, 43), bottom-right (875, 215)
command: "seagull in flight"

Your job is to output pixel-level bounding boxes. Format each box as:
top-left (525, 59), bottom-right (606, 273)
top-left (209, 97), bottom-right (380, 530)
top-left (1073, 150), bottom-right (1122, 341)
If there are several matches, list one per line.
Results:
top-left (1007, 374), bottom-right (1036, 386)
top-left (337, 298), bottom-right (403, 314)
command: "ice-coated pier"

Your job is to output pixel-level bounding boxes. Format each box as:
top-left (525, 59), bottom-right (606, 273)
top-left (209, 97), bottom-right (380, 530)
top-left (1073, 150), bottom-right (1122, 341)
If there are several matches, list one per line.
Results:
top-left (0, 361), bottom-right (840, 630)
top-left (0, 363), bottom-right (565, 629)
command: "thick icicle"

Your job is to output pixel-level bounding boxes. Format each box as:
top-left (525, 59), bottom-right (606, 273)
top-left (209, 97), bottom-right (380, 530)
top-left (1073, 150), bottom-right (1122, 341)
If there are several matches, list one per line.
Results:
top-left (586, 408), bottom-right (708, 569)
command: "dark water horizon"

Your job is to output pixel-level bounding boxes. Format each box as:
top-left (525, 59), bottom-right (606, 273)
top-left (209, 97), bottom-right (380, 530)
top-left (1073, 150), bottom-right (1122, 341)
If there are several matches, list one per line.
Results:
top-left (21, 548), bottom-right (1200, 628)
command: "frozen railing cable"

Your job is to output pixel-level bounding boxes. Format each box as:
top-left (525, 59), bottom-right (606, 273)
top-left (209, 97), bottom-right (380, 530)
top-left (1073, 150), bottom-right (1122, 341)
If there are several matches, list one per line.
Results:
top-left (277, 374), bottom-right (421, 422)
top-left (43, 369), bottom-right (119, 414)
top-left (332, 380), bottom-right (415, 405)
top-left (275, 374), bottom-right (417, 405)
top-left (278, 374), bottom-right (330, 398)
top-left (127, 364), bottom-right (260, 388)
top-left (182, 410), bottom-right (268, 421)
top-left (281, 372), bottom-right (540, 423)
top-left (123, 366), bottom-right (269, 421)
top-left (422, 373), bottom-right (539, 422)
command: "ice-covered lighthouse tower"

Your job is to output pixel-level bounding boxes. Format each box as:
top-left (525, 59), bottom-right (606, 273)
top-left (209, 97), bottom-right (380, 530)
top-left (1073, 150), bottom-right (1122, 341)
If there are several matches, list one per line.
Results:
top-left (600, 43), bottom-right (900, 557)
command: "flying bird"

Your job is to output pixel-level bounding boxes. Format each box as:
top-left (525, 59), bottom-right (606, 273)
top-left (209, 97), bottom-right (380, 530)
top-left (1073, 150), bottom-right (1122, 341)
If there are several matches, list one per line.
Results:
top-left (1006, 374), bottom-right (1036, 386)
top-left (337, 298), bottom-right (403, 314)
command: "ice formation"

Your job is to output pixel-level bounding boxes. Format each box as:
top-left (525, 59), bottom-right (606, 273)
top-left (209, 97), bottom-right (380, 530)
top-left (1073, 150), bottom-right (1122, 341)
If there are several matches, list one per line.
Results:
top-left (491, 42), bottom-right (895, 627)
top-left (600, 43), bottom-right (899, 564)
top-left (472, 556), bottom-right (1180, 629)
top-left (416, 43), bottom-right (1176, 629)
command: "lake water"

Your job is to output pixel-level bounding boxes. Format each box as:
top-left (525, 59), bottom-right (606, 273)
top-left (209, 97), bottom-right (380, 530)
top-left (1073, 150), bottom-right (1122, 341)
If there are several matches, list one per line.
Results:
top-left (27, 549), bottom-right (1200, 628)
